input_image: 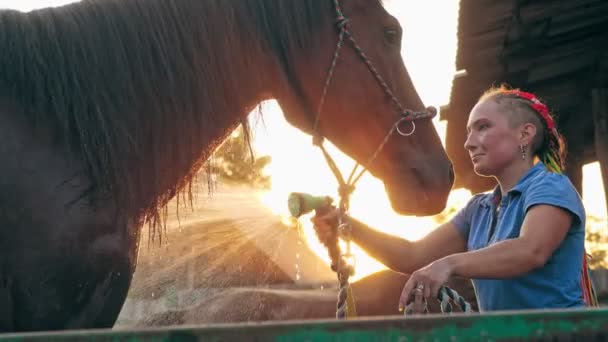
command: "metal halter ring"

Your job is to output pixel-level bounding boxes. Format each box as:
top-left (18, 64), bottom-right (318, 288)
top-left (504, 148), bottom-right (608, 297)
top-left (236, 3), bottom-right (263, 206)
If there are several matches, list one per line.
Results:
top-left (395, 118), bottom-right (416, 136)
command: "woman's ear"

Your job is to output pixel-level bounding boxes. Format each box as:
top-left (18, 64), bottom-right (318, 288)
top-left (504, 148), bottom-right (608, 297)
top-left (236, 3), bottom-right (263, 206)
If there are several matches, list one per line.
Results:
top-left (520, 122), bottom-right (537, 146)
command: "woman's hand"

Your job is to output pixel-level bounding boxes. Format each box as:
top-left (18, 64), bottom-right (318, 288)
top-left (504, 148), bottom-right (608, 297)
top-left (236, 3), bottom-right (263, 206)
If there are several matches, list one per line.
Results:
top-left (398, 258), bottom-right (454, 311)
top-left (310, 207), bottom-right (339, 246)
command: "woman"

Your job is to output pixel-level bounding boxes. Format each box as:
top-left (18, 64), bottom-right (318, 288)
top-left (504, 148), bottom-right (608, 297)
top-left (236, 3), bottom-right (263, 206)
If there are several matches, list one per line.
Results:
top-left (312, 85), bottom-right (597, 312)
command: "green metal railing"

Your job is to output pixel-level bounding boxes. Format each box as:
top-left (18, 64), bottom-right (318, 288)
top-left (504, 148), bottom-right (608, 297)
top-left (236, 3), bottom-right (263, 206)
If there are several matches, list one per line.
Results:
top-left (2, 308), bottom-right (608, 341)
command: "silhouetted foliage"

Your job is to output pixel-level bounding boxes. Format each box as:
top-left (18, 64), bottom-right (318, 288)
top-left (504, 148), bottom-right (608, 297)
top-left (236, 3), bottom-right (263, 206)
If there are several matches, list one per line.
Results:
top-left (208, 127), bottom-right (271, 189)
top-left (586, 215), bottom-right (608, 269)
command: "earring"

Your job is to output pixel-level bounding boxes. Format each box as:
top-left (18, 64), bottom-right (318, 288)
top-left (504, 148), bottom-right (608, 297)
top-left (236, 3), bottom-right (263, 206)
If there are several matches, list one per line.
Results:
top-left (520, 145), bottom-right (526, 160)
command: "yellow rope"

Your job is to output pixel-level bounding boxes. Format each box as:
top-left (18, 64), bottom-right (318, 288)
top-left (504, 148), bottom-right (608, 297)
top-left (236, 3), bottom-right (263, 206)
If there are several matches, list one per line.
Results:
top-left (345, 285), bottom-right (357, 318)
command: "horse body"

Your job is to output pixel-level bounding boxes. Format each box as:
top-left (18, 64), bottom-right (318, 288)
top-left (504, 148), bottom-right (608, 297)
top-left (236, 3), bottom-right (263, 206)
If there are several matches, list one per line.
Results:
top-left (0, 0), bottom-right (452, 332)
top-left (0, 93), bottom-right (134, 330)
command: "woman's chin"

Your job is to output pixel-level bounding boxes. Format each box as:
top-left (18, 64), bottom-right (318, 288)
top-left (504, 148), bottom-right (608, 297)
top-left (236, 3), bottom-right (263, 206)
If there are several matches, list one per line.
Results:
top-left (472, 164), bottom-right (490, 177)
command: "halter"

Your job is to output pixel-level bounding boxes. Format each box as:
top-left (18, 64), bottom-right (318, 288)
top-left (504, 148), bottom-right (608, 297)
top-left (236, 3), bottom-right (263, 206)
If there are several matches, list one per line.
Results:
top-left (310, 0), bottom-right (437, 320)
top-left (311, 0), bottom-right (437, 204)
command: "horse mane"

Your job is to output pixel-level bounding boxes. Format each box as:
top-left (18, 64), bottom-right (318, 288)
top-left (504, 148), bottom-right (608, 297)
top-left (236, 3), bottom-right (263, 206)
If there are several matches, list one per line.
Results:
top-left (0, 0), bottom-right (333, 235)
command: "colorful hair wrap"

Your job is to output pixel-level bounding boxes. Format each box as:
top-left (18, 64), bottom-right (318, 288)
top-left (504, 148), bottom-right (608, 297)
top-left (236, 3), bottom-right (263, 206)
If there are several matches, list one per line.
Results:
top-left (582, 253), bottom-right (599, 307)
top-left (503, 89), bottom-right (563, 173)
top-left (505, 90), bottom-right (555, 131)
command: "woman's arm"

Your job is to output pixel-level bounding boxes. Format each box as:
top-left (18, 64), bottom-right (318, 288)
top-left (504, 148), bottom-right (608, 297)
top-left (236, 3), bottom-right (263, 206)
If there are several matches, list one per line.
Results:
top-left (399, 204), bottom-right (574, 306)
top-left (445, 204), bottom-right (573, 279)
top-left (345, 217), bottom-right (467, 274)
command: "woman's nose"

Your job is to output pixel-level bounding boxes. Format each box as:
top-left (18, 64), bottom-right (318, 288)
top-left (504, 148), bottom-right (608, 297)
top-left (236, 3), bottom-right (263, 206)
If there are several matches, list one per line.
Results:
top-left (464, 134), bottom-right (474, 151)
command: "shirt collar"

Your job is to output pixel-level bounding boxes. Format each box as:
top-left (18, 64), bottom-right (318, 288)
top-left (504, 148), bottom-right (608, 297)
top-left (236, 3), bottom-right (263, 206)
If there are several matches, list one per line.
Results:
top-left (510, 162), bottom-right (545, 193)
top-left (480, 162), bottom-right (545, 207)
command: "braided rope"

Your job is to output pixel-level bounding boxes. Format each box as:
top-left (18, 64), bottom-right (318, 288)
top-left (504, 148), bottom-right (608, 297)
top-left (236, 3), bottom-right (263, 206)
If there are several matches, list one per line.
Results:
top-left (344, 34), bottom-right (405, 115)
top-left (334, 194), bottom-right (356, 319)
top-left (323, 217), bottom-right (357, 319)
top-left (404, 286), bottom-right (473, 315)
top-left (437, 286), bottom-right (472, 313)
top-left (312, 21), bottom-right (347, 140)
top-left (335, 261), bottom-right (356, 319)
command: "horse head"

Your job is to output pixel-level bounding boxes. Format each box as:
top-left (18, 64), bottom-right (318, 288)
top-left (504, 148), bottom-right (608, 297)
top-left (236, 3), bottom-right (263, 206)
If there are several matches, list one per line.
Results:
top-left (274, 0), bottom-right (454, 215)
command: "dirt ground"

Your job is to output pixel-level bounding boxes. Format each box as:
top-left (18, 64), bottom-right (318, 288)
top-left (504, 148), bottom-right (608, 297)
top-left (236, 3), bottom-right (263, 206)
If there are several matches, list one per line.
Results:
top-left (114, 185), bottom-right (477, 328)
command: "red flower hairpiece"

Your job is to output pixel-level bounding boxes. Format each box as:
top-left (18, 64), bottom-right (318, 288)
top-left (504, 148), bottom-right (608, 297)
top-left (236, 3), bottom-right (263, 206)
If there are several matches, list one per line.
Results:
top-left (506, 90), bottom-right (555, 131)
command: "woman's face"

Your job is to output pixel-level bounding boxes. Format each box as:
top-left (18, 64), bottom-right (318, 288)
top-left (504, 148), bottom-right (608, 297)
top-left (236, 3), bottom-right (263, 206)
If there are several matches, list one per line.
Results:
top-left (464, 99), bottom-right (521, 176)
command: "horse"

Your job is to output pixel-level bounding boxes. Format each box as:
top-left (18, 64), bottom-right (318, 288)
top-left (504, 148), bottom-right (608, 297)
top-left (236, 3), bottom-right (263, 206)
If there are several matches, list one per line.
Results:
top-left (0, 0), bottom-right (453, 332)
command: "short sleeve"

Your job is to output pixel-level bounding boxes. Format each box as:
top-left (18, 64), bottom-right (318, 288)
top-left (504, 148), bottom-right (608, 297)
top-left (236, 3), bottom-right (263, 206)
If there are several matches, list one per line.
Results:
top-left (523, 173), bottom-right (586, 230)
top-left (450, 194), bottom-right (484, 240)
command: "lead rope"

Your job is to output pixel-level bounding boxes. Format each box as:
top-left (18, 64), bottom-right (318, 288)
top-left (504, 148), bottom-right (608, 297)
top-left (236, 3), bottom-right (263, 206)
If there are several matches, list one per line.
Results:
top-left (404, 286), bottom-right (473, 315)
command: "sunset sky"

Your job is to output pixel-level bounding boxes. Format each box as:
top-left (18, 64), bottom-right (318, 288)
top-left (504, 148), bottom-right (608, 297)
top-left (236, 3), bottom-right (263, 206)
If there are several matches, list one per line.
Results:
top-left (2, 0), bottom-right (606, 280)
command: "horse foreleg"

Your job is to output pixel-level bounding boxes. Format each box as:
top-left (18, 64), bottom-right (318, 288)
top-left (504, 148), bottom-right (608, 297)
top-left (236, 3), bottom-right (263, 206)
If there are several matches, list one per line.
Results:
top-left (66, 228), bottom-right (139, 329)
top-left (66, 270), bottom-right (130, 329)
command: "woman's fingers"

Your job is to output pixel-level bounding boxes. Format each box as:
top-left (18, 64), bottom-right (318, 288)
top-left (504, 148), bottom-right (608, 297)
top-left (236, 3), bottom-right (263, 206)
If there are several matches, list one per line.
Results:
top-left (312, 218), bottom-right (331, 234)
top-left (319, 209), bottom-right (339, 221)
top-left (398, 277), bottom-right (416, 311)
top-left (311, 209), bottom-right (339, 244)
top-left (412, 285), bottom-right (426, 313)
top-left (424, 283), bottom-right (431, 299)
top-left (399, 280), bottom-right (428, 314)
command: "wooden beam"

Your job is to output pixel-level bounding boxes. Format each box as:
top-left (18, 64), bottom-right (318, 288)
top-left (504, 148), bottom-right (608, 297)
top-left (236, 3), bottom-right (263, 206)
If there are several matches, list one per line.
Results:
top-left (592, 88), bottom-right (608, 220)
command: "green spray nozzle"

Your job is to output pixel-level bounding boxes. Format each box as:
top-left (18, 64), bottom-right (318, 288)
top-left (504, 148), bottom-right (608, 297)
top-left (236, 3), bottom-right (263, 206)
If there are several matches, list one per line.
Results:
top-left (288, 192), bottom-right (333, 218)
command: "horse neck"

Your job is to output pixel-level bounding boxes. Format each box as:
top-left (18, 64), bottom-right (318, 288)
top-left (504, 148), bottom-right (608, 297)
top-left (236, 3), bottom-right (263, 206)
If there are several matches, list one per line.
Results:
top-left (0, 0), bottom-right (284, 221)
top-left (124, 0), bottom-right (279, 215)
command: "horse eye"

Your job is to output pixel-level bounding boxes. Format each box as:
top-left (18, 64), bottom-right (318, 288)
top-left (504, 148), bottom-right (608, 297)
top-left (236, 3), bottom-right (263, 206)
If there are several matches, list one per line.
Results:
top-left (384, 29), bottom-right (400, 46)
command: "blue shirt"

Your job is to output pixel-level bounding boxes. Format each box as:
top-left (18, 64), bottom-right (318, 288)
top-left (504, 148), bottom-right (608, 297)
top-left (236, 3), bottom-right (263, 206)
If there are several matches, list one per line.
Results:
top-left (450, 162), bottom-right (586, 311)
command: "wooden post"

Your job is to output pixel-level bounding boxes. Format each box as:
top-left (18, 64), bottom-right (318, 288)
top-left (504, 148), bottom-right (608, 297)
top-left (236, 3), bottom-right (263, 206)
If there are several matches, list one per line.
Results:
top-left (592, 88), bottom-right (608, 220)
top-left (564, 127), bottom-right (584, 196)
top-left (561, 110), bottom-right (585, 196)
top-left (566, 157), bottom-right (584, 196)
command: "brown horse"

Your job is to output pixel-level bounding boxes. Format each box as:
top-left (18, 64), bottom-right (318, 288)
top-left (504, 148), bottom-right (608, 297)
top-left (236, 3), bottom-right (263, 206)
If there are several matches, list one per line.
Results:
top-left (0, 0), bottom-right (453, 332)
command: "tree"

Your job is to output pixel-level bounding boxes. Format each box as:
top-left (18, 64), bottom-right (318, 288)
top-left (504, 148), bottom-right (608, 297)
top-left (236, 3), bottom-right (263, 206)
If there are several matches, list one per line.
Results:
top-left (208, 127), bottom-right (272, 190)
top-left (585, 215), bottom-right (608, 269)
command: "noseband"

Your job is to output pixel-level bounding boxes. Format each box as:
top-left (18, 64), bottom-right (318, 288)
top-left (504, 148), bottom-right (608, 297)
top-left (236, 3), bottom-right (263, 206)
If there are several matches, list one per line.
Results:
top-left (310, 0), bottom-right (437, 320)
